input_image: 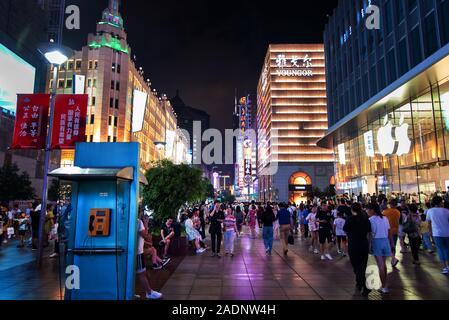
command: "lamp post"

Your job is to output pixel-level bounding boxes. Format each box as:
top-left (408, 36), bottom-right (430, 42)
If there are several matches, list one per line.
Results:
top-left (36, 44), bottom-right (71, 267)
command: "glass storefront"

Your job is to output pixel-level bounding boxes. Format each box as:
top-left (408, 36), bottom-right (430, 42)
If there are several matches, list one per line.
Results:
top-left (335, 76), bottom-right (449, 198)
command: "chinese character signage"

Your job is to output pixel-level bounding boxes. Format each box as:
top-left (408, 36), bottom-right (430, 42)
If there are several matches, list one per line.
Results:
top-left (11, 94), bottom-right (50, 149)
top-left (275, 54), bottom-right (313, 77)
top-left (364, 130), bottom-right (375, 157)
top-left (51, 94), bottom-right (88, 149)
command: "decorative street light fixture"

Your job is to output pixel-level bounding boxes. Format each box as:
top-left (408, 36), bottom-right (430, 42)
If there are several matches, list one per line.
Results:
top-left (36, 42), bottom-right (73, 268)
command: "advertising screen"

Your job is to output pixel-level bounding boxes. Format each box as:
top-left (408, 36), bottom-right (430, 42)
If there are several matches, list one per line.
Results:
top-left (132, 89), bottom-right (147, 132)
top-left (0, 43), bottom-right (36, 113)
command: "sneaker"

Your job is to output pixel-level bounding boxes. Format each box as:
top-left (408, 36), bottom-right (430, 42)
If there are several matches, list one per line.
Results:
top-left (152, 264), bottom-right (162, 270)
top-left (217, 253), bottom-right (222, 258)
top-left (321, 255), bottom-right (326, 261)
top-left (378, 287), bottom-right (390, 294)
top-left (341, 252), bottom-right (347, 257)
top-left (146, 290), bottom-right (162, 300)
top-left (391, 258), bottom-right (399, 268)
top-left (313, 249), bottom-right (319, 254)
top-left (442, 268), bottom-right (449, 274)
top-left (230, 253), bottom-right (234, 257)
top-left (211, 253), bottom-right (216, 257)
top-left (162, 258), bottom-right (171, 267)
top-left (49, 253), bottom-right (58, 258)
top-left (308, 246), bottom-right (313, 252)
top-left (196, 248), bottom-right (205, 254)
top-left (325, 254), bottom-right (333, 261)
top-left (337, 250), bottom-right (342, 255)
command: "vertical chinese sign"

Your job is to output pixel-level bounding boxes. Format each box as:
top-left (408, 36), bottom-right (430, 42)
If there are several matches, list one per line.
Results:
top-left (51, 94), bottom-right (88, 149)
top-left (11, 94), bottom-right (50, 149)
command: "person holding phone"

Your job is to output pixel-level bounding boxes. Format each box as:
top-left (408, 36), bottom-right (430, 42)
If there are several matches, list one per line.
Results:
top-left (209, 201), bottom-right (225, 257)
top-left (160, 217), bottom-right (175, 260)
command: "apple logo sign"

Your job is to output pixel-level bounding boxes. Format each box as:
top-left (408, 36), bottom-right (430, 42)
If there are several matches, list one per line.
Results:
top-left (377, 114), bottom-right (411, 156)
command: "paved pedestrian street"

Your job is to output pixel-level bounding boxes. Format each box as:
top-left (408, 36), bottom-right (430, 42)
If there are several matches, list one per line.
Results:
top-left (161, 228), bottom-right (449, 301)
top-left (1, 228), bottom-right (449, 300)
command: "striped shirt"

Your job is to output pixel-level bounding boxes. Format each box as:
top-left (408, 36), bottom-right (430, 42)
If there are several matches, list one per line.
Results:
top-left (223, 215), bottom-right (236, 232)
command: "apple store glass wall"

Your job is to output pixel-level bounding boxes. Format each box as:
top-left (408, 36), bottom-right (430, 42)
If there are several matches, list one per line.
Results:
top-left (335, 77), bottom-right (449, 199)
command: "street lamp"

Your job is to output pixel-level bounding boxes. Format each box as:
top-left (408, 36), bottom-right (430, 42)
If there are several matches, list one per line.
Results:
top-left (36, 43), bottom-right (72, 267)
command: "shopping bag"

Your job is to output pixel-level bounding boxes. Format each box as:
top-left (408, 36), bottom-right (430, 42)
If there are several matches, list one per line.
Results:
top-left (49, 224), bottom-right (58, 241)
top-left (7, 227), bottom-right (14, 236)
top-left (288, 232), bottom-right (295, 245)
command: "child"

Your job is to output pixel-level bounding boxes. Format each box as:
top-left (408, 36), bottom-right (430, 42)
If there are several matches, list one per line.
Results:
top-left (420, 211), bottom-right (434, 254)
top-left (306, 206), bottom-right (319, 254)
top-left (333, 211), bottom-right (347, 256)
top-left (16, 212), bottom-right (28, 248)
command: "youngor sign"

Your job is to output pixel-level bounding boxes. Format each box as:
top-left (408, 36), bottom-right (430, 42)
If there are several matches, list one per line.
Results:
top-left (11, 94), bottom-right (50, 150)
top-left (51, 94), bottom-right (88, 149)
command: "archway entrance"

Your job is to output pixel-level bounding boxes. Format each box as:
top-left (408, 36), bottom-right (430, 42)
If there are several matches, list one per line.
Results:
top-left (289, 172), bottom-right (312, 204)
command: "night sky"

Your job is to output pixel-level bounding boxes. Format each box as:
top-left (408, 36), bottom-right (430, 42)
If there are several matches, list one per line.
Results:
top-left (64, 0), bottom-right (339, 133)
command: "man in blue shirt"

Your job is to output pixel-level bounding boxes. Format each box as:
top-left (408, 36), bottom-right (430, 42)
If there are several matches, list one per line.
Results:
top-left (277, 203), bottom-right (294, 256)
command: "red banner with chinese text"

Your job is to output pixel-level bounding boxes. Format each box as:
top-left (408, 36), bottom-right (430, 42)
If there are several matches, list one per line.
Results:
top-left (11, 94), bottom-right (50, 149)
top-left (51, 94), bottom-right (88, 149)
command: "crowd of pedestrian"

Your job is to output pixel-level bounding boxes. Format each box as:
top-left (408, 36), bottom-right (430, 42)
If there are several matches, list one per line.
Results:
top-left (157, 190), bottom-right (449, 299)
top-left (0, 200), bottom-right (70, 258)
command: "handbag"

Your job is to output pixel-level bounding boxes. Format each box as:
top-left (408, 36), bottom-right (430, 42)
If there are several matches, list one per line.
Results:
top-left (288, 232), bottom-right (295, 245)
top-left (7, 227), bottom-right (14, 236)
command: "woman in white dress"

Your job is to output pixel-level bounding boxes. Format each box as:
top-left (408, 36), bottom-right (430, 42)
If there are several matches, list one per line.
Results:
top-left (185, 211), bottom-right (206, 255)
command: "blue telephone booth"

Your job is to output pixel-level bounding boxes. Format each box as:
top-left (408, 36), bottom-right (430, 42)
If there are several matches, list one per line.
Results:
top-left (49, 143), bottom-right (146, 300)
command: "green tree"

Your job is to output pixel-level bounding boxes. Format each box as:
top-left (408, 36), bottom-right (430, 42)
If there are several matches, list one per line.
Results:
top-left (48, 179), bottom-right (72, 202)
top-left (220, 190), bottom-right (236, 203)
top-left (202, 178), bottom-right (215, 199)
top-left (142, 160), bottom-right (206, 226)
top-left (0, 163), bottom-right (35, 202)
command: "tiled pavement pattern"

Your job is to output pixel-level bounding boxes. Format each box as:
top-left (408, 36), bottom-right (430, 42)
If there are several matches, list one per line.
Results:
top-left (0, 241), bottom-right (63, 300)
top-left (162, 227), bottom-right (449, 300)
top-left (1, 228), bottom-right (449, 300)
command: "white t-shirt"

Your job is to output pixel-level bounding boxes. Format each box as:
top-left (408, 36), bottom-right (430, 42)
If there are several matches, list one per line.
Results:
top-left (426, 207), bottom-right (449, 237)
top-left (369, 215), bottom-right (390, 239)
top-left (334, 217), bottom-right (346, 236)
top-left (137, 220), bottom-right (145, 255)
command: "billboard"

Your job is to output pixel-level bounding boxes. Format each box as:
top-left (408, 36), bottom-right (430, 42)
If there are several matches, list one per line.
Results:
top-left (132, 90), bottom-right (147, 133)
top-left (0, 43), bottom-right (36, 113)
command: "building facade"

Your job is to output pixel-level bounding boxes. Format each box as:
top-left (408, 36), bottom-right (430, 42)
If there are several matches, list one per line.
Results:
top-left (46, 0), bottom-right (183, 170)
top-left (234, 95), bottom-right (258, 200)
top-left (170, 91), bottom-right (210, 165)
top-left (319, 0), bottom-right (449, 197)
top-left (257, 44), bottom-right (334, 203)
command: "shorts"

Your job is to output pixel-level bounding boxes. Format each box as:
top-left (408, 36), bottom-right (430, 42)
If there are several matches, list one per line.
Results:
top-left (18, 230), bottom-right (26, 236)
top-left (136, 253), bottom-right (146, 273)
top-left (319, 230), bottom-right (332, 244)
top-left (336, 235), bottom-right (347, 242)
top-left (434, 237), bottom-right (449, 262)
top-left (371, 238), bottom-right (392, 257)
